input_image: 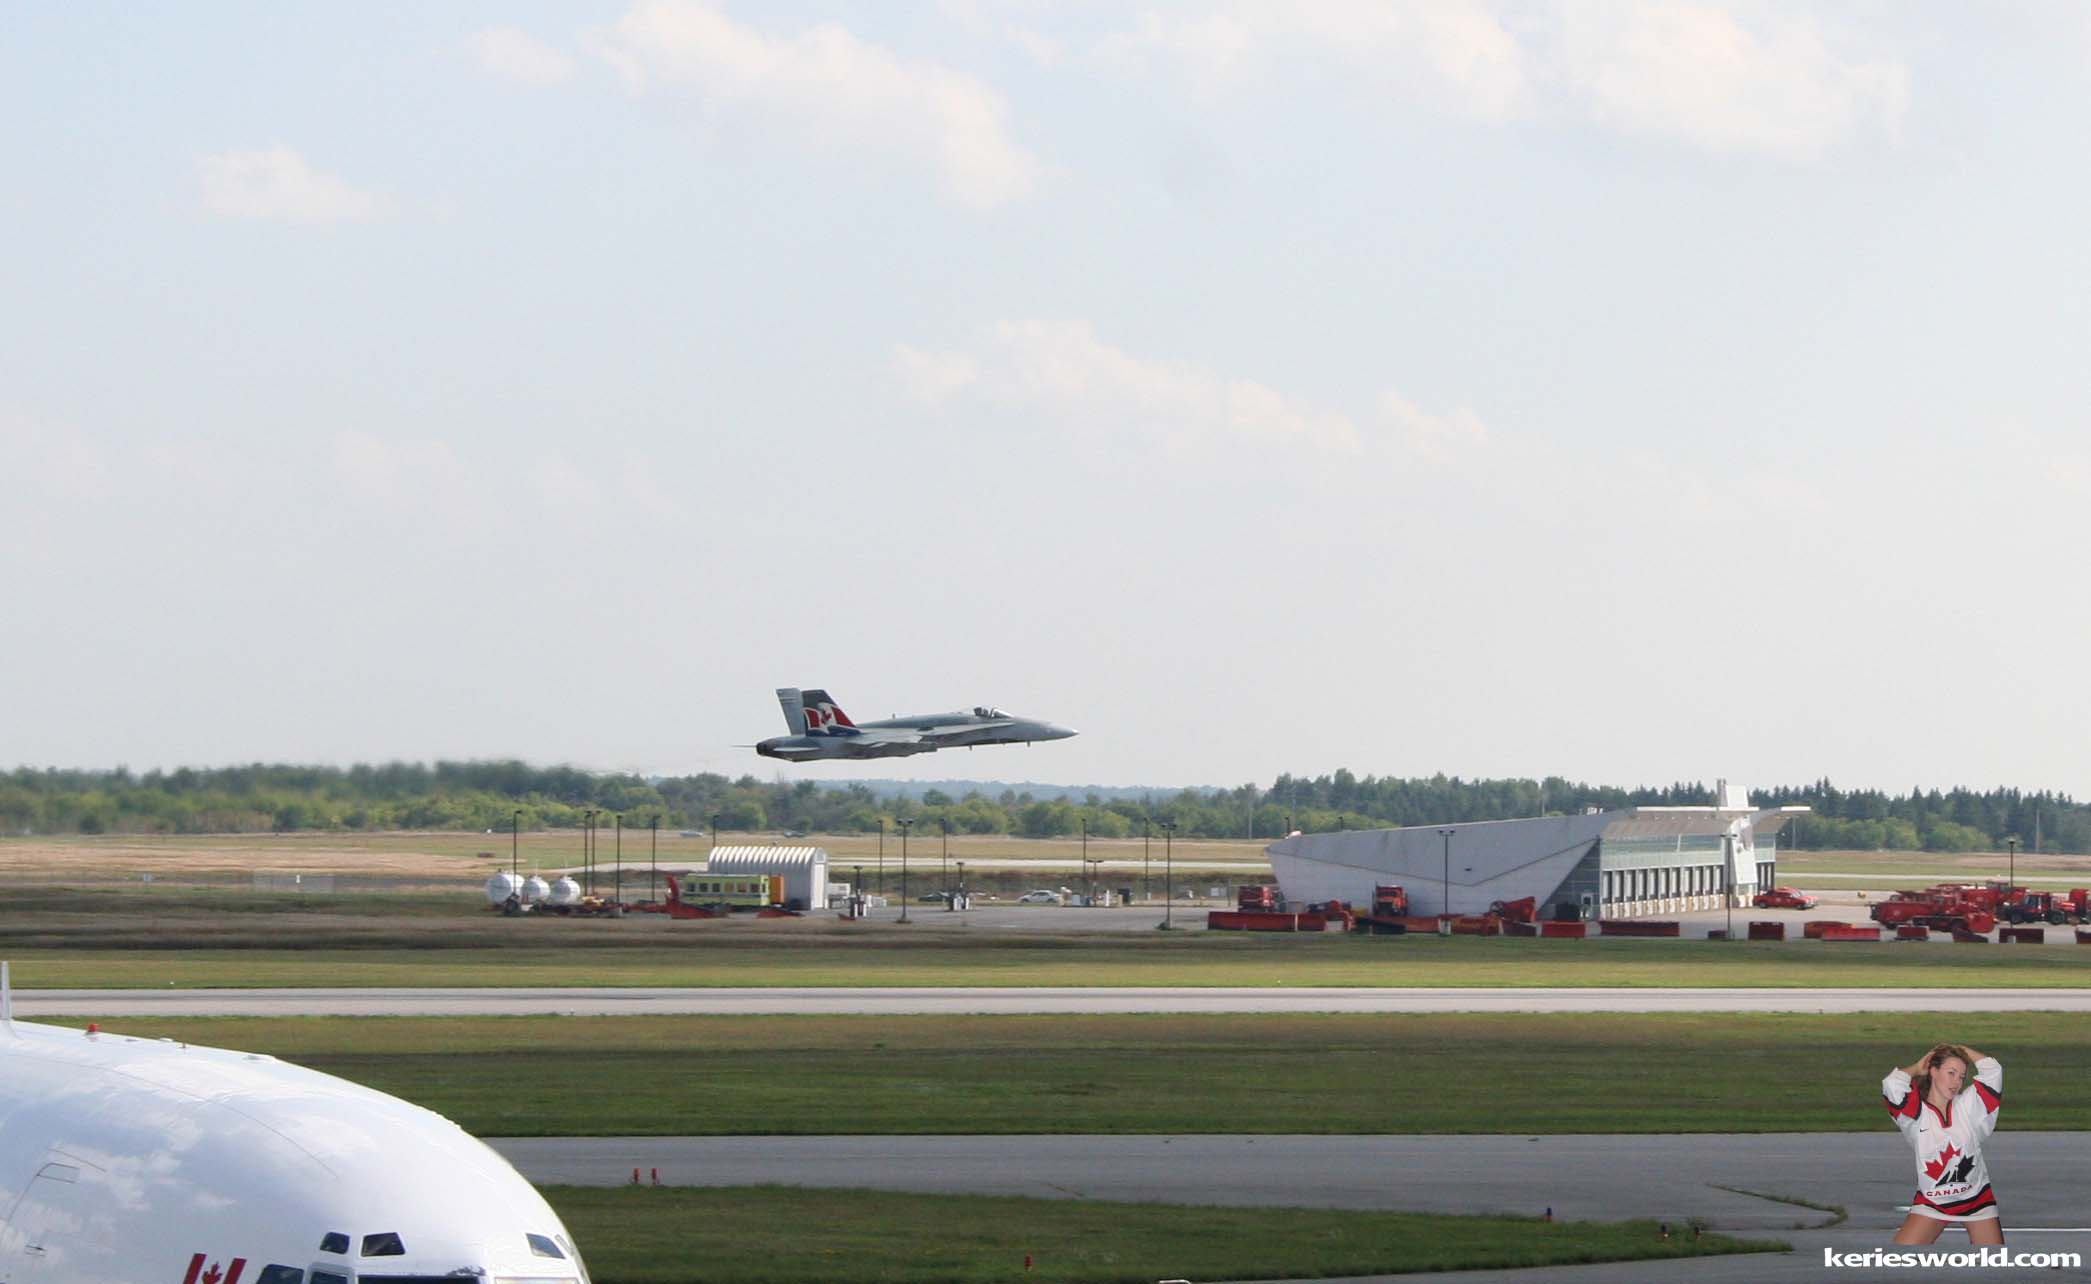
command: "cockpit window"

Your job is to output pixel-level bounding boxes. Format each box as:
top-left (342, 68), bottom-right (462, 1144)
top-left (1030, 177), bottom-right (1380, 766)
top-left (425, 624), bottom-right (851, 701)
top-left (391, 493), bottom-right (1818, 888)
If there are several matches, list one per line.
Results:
top-left (319, 1233), bottom-right (349, 1254)
top-left (257, 1268), bottom-right (303, 1284)
top-left (973, 706), bottom-right (1009, 719)
top-left (527, 1235), bottom-right (565, 1259)
top-left (361, 1231), bottom-right (405, 1256)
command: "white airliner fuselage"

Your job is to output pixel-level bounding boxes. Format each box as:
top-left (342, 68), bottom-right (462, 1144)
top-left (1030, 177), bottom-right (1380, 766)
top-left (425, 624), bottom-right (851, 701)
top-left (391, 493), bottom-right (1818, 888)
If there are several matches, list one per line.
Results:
top-left (0, 1016), bottom-right (588, 1284)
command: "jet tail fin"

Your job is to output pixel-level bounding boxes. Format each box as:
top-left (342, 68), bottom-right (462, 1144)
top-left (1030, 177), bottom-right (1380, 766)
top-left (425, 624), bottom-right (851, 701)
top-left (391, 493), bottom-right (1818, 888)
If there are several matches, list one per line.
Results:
top-left (799, 688), bottom-right (856, 732)
top-left (776, 688), bottom-right (808, 736)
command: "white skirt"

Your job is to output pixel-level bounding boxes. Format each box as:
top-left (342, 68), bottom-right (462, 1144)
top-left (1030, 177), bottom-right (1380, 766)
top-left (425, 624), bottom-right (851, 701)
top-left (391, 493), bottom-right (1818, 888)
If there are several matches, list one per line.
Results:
top-left (1906, 1204), bottom-right (2000, 1223)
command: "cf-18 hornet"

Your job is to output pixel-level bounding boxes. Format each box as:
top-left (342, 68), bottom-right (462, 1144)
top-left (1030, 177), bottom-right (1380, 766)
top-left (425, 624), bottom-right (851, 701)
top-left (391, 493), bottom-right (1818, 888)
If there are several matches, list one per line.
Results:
top-left (754, 688), bottom-right (1077, 761)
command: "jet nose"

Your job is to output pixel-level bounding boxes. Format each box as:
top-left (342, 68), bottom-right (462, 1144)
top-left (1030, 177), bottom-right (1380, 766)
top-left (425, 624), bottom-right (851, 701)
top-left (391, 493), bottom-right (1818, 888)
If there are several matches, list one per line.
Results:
top-left (1047, 723), bottom-right (1078, 740)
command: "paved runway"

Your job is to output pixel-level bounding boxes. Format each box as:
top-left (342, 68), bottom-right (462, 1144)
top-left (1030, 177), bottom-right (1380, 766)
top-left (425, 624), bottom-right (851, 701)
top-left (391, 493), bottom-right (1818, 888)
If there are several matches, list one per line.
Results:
top-left (492, 1133), bottom-right (2091, 1282)
top-left (19, 985), bottom-right (2091, 1016)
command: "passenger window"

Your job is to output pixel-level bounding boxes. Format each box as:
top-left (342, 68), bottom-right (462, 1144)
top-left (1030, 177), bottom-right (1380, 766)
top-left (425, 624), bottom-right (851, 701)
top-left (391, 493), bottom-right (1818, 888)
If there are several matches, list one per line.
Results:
top-left (310, 1273), bottom-right (349, 1284)
top-left (256, 1267), bottom-right (303, 1284)
top-left (318, 1233), bottom-right (349, 1254)
top-left (360, 1231), bottom-right (405, 1256)
top-left (527, 1233), bottom-right (565, 1259)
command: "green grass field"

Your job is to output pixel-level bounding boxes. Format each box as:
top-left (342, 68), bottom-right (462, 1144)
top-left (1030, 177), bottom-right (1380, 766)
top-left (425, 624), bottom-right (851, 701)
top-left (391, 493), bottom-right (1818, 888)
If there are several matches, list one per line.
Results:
top-left (544, 1186), bottom-right (1774, 1283)
top-left (46, 1012), bottom-right (2088, 1135)
top-left (9, 931), bottom-right (2091, 989)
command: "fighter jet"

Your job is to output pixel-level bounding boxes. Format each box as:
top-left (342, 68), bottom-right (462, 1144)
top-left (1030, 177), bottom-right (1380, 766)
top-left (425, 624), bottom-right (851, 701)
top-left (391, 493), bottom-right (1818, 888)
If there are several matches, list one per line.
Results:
top-left (755, 687), bottom-right (1077, 761)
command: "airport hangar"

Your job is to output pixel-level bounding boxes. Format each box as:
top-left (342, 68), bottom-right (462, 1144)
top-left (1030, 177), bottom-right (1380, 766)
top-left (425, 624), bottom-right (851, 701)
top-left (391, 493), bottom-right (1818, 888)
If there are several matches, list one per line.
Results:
top-left (1265, 783), bottom-right (1810, 920)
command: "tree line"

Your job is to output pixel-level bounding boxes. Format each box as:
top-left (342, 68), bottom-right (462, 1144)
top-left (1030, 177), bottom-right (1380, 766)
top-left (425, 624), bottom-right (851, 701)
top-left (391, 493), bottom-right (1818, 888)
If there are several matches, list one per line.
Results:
top-left (1, 763), bottom-right (2085, 853)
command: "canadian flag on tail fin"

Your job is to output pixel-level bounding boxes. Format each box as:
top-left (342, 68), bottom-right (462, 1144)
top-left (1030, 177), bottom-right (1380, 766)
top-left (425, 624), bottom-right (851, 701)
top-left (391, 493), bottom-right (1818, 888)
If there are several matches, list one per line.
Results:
top-left (799, 689), bottom-right (856, 731)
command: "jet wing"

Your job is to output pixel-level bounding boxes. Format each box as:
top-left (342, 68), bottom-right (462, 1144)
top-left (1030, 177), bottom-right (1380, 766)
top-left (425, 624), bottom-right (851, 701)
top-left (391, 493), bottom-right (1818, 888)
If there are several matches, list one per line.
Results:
top-left (922, 720), bottom-right (1015, 741)
top-left (853, 730), bottom-right (927, 746)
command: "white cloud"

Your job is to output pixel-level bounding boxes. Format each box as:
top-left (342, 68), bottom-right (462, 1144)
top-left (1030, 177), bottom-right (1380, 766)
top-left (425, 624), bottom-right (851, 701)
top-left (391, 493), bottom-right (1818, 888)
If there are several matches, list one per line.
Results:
top-left (899, 321), bottom-right (1521, 469)
top-left (587, 1), bottom-right (1047, 208)
top-left (1556, 3), bottom-right (1908, 160)
top-left (466, 26), bottom-right (577, 87)
top-left (891, 343), bottom-right (980, 404)
top-left (1380, 391), bottom-right (1490, 463)
top-left (992, 318), bottom-right (1361, 451)
top-left (1074, 1), bottom-right (1905, 158)
top-left (1092, 2), bottom-right (1531, 121)
top-left (196, 145), bottom-right (392, 225)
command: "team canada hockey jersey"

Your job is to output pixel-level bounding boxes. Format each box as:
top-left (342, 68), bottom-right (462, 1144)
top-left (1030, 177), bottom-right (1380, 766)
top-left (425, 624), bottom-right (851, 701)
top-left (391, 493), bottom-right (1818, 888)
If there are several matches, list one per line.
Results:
top-left (1881, 1056), bottom-right (2003, 1219)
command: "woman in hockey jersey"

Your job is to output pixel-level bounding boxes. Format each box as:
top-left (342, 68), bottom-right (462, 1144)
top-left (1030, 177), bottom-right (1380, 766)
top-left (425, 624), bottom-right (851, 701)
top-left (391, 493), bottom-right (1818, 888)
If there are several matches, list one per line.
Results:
top-left (1882, 1043), bottom-right (2004, 1245)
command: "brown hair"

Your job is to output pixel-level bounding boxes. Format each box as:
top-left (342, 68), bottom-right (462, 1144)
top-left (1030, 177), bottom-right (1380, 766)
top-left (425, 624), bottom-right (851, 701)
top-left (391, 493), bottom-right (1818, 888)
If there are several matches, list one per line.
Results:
top-left (1913, 1043), bottom-right (1977, 1104)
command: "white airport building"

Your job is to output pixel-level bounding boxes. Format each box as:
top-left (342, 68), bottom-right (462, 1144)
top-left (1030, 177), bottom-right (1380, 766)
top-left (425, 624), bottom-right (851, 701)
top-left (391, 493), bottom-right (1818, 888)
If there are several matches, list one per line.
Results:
top-left (1265, 782), bottom-right (1808, 920)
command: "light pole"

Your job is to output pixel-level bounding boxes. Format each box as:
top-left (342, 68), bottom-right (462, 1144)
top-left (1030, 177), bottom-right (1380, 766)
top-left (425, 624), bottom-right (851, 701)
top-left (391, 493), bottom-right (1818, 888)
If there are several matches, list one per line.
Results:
top-left (614, 813), bottom-right (623, 904)
top-left (649, 815), bottom-right (659, 902)
top-left (941, 818), bottom-right (950, 897)
top-left (2008, 836), bottom-right (2019, 891)
top-left (511, 809), bottom-right (521, 879)
top-left (584, 809), bottom-right (598, 896)
top-left (1160, 820), bottom-right (1177, 928)
top-left (878, 818), bottom-right (886, 896)
top-left (1437, 827), bottom-right (1456, 921)
top-left (897, 819), bottom-right (913, 923)
top-left (1142, 815), bottom-right (1151, 903)
top-left (1080, 818), bottom-right (1089, 904)
top-left (1722, 832), bottom-right (1735, 940)
top-left (956, 860), bottom-right (965, 909)
top-left (709, 812), bottom-right (721, 852)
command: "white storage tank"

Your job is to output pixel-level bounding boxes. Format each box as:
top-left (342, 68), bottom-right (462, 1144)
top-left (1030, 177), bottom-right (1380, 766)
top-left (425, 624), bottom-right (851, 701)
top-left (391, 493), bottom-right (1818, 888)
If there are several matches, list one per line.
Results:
top-left (522, 875), bottom-right (550, 905)
top-left (702, 846), bottom-right (831, 910)
top-left (549, 876), bottom-right (582, 906)
top-left (485, 871), bottom-right (523, 905)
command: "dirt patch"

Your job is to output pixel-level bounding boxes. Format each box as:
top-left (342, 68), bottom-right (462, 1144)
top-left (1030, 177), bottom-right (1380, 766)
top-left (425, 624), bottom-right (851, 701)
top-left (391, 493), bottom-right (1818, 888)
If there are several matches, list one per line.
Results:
top-left (0, 835), bottom-right (493, 880)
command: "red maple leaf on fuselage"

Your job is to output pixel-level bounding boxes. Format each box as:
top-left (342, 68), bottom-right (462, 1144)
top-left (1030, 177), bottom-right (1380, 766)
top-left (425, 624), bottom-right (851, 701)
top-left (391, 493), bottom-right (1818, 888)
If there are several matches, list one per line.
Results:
top-left (1923, 1143), bottom-right (1961, 1182)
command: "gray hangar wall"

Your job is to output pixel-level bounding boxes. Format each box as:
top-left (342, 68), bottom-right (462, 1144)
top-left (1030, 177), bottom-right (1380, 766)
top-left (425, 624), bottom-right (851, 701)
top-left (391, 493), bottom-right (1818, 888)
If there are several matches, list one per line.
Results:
top-left (1265, 813), bottom-right (1612, 919)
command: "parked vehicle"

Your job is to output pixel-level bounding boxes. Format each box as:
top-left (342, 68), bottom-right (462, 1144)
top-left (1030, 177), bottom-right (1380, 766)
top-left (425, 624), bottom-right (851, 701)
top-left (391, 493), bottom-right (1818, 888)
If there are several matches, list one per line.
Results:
top-left (1752, 886), bottom-right (1819, 910)
top-left (1017, 890), bottom-right (1061, 904)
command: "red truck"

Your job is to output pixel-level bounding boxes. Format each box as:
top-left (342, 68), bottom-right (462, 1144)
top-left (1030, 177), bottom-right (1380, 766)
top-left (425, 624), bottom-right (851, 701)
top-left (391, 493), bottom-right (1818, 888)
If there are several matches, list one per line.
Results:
top-left (1351, 885), bottom-right (1413, 935)
top-left (1869, 887), bottom-right (1996, 935)
top-left (2001, 888), bottom-right (2091, 925)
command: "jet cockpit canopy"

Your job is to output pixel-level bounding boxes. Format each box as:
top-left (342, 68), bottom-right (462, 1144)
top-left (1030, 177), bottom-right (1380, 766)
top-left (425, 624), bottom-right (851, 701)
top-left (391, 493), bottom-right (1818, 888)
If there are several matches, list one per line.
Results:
top-left (973, 706), bottom-right (1010, 720)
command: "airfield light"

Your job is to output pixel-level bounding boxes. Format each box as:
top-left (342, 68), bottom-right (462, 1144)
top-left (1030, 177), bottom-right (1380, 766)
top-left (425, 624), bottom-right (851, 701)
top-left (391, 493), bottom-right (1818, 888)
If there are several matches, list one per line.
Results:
top-left (1437, 828), bottom-right (1456, 921)
top-left (1160, 821), bottom-right (1177, 929)
top-left (897, 819), bottom-right (914, 923)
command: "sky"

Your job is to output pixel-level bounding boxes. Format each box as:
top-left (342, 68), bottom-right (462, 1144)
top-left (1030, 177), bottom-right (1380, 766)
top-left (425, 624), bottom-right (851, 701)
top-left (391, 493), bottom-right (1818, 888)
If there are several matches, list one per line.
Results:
top-left (4, 2), bottom-right (2090, 796)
